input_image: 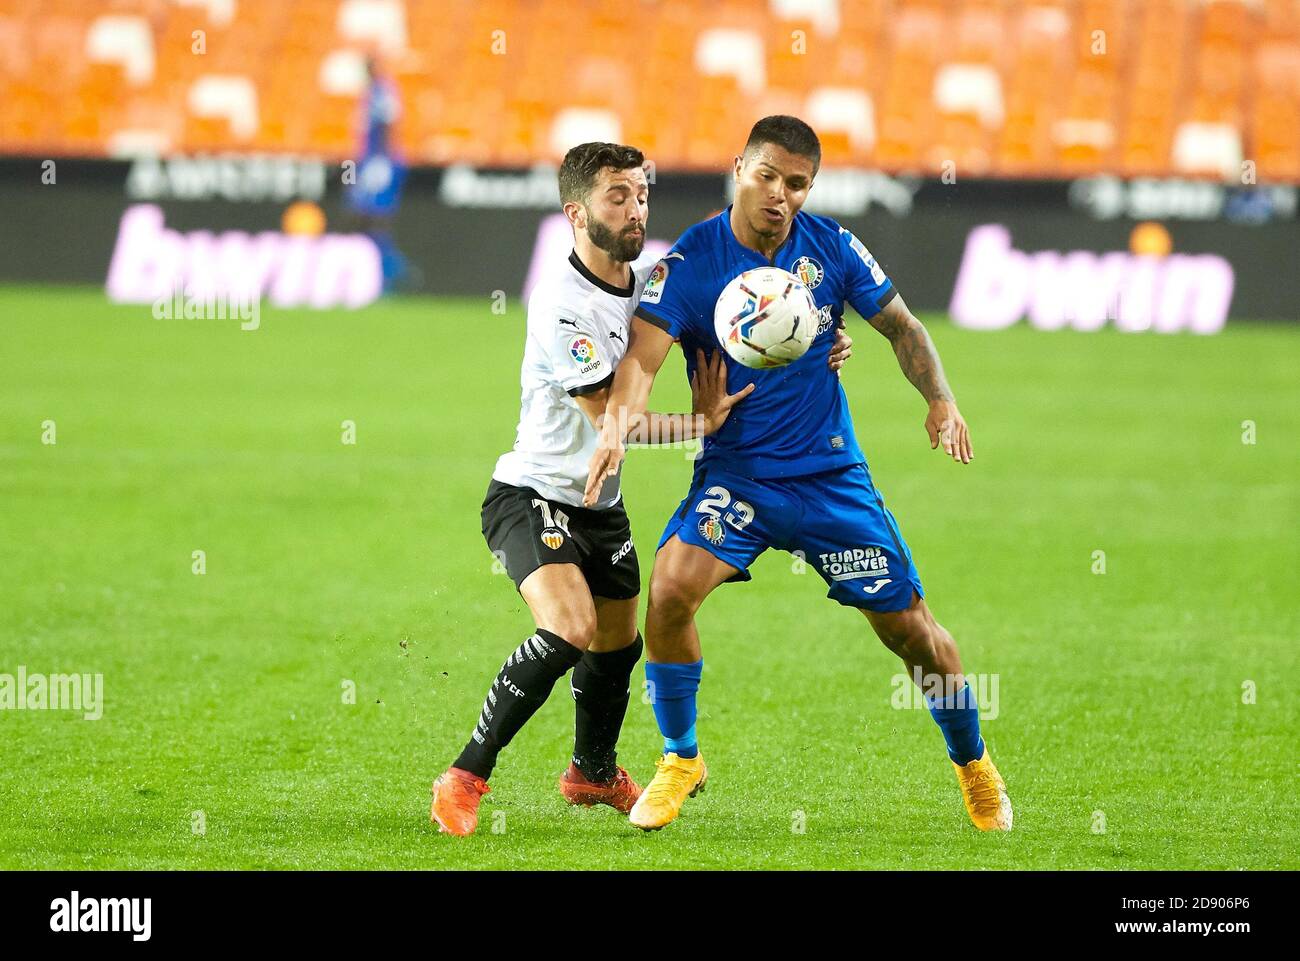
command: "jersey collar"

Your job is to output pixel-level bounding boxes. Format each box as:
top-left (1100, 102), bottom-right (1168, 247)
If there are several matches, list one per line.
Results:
top-left (568, 249), bottom-right (635, 298)
top-left (721, 204), bottom-right (800, 267)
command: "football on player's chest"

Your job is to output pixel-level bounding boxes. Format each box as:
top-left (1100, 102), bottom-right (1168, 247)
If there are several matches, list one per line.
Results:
top-left (731, 255), bottom-right (837, 340)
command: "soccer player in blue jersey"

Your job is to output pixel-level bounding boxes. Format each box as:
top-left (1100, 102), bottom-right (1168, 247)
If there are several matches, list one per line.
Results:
top-left (346, 56), bottom-right (410, 291)
top-left (584, 116), bottom-right (1012, 832)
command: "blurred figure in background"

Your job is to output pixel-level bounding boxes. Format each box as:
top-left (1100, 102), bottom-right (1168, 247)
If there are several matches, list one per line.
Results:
top-left (346, 55), bottom-right (413, 292)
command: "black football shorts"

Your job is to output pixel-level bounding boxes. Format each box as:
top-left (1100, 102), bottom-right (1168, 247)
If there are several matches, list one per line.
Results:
top-left (480, 479), bottom-right (640, 600)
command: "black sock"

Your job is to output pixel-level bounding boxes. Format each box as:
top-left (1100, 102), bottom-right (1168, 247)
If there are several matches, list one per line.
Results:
top-left (570, 633), bottom-right (643, 783)
top-left (454, 629), bottom-right (583, 780)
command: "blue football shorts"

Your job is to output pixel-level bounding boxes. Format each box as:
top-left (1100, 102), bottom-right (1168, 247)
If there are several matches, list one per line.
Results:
top-left (657, 461), bottom-right (924, 612)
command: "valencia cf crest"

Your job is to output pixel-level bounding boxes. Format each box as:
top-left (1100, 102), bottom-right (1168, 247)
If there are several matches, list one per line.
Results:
top-left (792, 256), bottom-right (823, 290)
top-left (541, 529), bottom-right (565, 550)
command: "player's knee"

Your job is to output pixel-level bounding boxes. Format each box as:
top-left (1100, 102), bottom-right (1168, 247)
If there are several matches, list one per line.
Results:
top-left (930, 621), bottom-right (958, 657)
top-left (871, 612), bottom-right (933, 659)
top-left (540, 609), bottom-right (597, 651)
top-left (873, 624), bottom-right (910, 656)
top-left (562, 619), bottom-right (597, 651)
top-left (647, 572), bottom-right (702, 626)
top-left (906, 625), bottom-right (942, 661)
top-left (591, 622), bottom-right (638, 653)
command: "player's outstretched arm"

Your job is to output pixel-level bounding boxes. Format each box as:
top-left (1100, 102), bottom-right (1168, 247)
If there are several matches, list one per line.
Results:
top-left (573, 349), bottom-right (753, 450)
top-left (867, 294), bottom-right (973, 464)
top-left (582, 317), bottom-right (674, 505)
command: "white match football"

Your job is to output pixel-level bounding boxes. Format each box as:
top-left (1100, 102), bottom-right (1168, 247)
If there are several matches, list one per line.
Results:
top-left (713, 267), bottom-right (819, 369)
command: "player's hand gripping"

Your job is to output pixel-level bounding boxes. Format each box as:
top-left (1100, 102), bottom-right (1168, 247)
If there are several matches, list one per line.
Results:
top-left (690, 348), bottom-right (755, 436)
top-left (585, 416), bottom-right (625, 506)
top-left (926, 399), bottom-right (973, 464)
top-left (828, 321), bottom-right (853, 372)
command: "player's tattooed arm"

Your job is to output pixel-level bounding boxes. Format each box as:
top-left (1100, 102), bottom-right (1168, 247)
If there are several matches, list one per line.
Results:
top-left (868, 295), bottom-right (953, 402)
top-left (868, 294), bottom-right (973, 464)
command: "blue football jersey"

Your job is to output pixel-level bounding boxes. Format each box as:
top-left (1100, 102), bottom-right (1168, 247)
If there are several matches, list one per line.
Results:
top-left (637, 206), bottom-right (898, 479)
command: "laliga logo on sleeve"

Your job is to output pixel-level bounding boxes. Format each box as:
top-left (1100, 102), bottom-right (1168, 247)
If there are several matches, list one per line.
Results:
top-left (641, 261), bottom-right (668, 304)
top-left (839, 228), bottom-right (887, 285)
top-left (569, 336), bottom-right (595, 363)
top-left (569, 336), bottom-right (601, 374)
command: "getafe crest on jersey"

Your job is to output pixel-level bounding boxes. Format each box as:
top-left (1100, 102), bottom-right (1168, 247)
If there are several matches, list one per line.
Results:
top-left (793, 255), bottom-right (823, 289)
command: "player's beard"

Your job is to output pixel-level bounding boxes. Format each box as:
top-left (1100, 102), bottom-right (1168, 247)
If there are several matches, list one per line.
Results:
top-left (586, 214), bottom-right (645, 263)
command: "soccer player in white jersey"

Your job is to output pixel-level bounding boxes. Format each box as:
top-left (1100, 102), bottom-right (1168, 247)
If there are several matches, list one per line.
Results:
top-left (429, 143), bottom-right (763, 835)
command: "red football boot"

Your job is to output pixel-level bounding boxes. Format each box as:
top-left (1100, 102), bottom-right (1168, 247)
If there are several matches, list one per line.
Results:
top-left (558, 763), bottom-right (642, 814)
top-left (430, 767), bottom-right (491, 836)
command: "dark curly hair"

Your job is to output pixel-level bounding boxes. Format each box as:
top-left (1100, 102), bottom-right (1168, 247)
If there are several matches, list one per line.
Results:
top-left (558, 142), bottom-right (645, 206)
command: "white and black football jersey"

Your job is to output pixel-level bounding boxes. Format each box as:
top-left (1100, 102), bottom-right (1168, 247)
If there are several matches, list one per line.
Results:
top-left (492, 250), bottom-right (654, 510)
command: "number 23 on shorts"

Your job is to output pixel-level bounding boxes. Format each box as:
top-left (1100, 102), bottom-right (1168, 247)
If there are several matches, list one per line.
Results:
top-left (693, 485), bottom-right (754, 546)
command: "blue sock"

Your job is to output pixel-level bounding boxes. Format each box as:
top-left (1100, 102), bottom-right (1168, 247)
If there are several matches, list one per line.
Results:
top-left (927, 682), bottom-right (985, 766)
top-left (644, 660), bottom-right (702, 759)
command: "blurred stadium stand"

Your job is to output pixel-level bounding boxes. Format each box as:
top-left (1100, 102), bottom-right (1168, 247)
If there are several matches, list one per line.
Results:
top-left (1, 0), bottom-right (1297, 180)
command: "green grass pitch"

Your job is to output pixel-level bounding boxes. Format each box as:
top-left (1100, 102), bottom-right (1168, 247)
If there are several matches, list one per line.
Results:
top-left (1, 285), bottom-right (1296, 869)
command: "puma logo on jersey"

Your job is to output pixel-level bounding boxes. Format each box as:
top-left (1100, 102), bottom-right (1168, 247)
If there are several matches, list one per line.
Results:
top-left (609, 330), bottom-right (624, 342)
top-left (558, 317), bottom-right (579, 327)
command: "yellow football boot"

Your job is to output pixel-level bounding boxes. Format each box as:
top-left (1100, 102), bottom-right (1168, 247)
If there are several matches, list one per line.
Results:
top-left (952, 747), bottom-right (1013, 831)
top-left (628, 752), bottom-right (708, 830)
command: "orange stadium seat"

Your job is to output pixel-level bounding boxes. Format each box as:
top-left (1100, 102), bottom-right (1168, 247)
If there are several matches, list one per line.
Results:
top-left (1201, 0), bottom-right (1252, 45)
top-left (1261, 0), bottom-right (1300, 39)
top-left (953, 4), bottom-right (1003, 64)
top-left (0, 0), bottom-right (1293, 182)
top-left (1251, 93), bottom-right (1300, 180)
top-left (928, 111), bottom-right (992, 176)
